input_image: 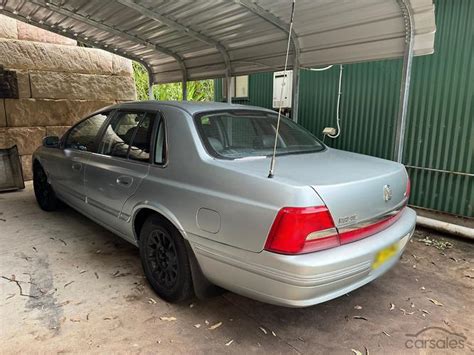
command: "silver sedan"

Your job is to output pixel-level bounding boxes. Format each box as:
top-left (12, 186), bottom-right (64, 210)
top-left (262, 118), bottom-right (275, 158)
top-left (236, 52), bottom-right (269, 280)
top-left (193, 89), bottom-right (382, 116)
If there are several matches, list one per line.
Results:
top-left (32, 101), bottom-right (416, 307)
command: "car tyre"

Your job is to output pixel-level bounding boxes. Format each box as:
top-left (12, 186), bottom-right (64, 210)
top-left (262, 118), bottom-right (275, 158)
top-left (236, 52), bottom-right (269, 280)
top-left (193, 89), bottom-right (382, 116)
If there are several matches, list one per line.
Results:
top-left (33, 163), bottom-right (60, 211)
top-left (139, 215), bottom-right (194, 303)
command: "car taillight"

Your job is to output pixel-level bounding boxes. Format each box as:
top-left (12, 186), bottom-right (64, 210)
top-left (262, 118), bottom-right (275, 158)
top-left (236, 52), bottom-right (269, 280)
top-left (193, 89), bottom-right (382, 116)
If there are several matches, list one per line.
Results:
top-left (264, 206), bottom-right (339, 255)
top-left (265, 205), bottom-right (406, 255)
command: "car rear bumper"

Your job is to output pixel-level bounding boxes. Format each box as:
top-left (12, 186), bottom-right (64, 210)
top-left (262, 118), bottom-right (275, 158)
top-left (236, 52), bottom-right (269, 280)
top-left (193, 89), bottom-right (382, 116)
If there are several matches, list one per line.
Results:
top-left (190, 207), bottom-right (416, 307)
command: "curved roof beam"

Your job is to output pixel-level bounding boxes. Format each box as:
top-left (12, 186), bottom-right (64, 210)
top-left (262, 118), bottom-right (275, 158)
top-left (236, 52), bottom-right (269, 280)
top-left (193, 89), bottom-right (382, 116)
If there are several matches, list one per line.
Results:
top-left (0, 6), bottom-right (154, 74)
top-left (116, 0), bottom-right (232, 76)
top-left (32, 0), bottom-right (187, 81)
top-left (233, 0), bottom-right (300, 57)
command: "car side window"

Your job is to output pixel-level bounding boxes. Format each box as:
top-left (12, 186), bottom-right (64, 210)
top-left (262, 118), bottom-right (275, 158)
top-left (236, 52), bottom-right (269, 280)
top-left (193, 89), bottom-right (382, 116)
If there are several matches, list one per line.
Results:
top-left (154, 118), bottom-right (166, 165)
top-left (98, 111), bottom-right (155, 162)
top-left (65, 112), bottom-right (109, 151)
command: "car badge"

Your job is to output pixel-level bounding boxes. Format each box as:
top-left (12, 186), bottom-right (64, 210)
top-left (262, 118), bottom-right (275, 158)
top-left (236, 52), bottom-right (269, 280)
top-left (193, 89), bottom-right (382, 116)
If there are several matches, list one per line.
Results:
top-left (383, 185), bottom-right (392, 202)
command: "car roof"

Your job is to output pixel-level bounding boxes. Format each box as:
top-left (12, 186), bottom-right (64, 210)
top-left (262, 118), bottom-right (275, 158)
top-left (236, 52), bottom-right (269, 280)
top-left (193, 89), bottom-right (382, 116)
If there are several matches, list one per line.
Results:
top-left (105, 100), bottom-right (276, 116)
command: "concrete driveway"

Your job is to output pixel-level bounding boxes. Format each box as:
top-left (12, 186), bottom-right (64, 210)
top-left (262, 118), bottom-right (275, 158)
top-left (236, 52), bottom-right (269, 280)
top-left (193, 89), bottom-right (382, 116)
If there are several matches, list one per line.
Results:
top-left (1, 184), bottom-right (473, 354)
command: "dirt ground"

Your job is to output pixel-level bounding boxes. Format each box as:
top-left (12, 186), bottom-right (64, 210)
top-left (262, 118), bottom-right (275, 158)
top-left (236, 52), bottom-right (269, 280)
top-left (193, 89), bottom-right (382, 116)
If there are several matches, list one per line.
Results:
top-left (1, 183), bottom-right (473, 354)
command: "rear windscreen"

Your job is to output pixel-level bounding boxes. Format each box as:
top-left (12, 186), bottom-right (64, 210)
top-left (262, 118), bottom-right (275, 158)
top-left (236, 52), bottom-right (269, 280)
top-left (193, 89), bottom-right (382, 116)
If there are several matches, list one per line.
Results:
top-left (194, 111), bottom-right (324, 159)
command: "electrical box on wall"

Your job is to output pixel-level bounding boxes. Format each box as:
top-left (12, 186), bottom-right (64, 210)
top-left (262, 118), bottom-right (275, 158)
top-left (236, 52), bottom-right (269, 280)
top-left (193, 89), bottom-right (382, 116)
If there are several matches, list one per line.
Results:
top-left (272, 70), bottom-right (293, 108)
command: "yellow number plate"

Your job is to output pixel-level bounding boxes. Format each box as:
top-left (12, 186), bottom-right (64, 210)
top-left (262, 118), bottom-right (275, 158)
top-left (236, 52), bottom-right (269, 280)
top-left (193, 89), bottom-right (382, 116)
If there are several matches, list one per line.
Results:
top-left (372, 243), bottom-right (399, 269)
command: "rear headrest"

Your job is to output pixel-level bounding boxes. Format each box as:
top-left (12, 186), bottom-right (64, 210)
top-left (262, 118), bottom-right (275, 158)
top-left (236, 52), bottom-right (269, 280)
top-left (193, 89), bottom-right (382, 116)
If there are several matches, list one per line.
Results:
top-left (208, 137), bottom-right (224, 152)
top-left (253, 135), bottom-right (275, 149)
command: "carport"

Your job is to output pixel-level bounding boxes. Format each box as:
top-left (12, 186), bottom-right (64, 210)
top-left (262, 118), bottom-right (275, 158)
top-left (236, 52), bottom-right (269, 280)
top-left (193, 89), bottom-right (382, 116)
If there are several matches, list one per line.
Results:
top-left (1, 0), bottom-right (436, 161)
top-left (3, 2), bottom-right (474, 353)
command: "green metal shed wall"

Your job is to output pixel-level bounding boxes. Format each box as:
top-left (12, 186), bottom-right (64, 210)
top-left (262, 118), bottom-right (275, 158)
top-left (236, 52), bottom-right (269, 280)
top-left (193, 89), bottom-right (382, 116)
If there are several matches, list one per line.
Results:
top-left (215, 0), bottom-right (473, 217)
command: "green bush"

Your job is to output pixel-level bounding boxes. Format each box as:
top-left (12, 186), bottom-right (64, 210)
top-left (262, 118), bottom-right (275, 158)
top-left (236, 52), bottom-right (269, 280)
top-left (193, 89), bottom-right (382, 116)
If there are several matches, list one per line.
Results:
top-left (133, 62), bottom-right (214, 101)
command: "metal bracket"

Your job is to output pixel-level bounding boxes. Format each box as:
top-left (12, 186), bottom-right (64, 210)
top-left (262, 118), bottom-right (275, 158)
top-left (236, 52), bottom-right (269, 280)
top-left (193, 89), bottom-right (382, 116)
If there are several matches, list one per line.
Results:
top-left (394, 0), bottom-right (415, 163)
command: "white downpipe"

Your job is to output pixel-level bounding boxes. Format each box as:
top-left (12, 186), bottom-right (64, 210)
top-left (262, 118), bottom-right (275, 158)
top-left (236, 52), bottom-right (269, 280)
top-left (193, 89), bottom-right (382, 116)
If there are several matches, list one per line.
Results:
top-left (417, 216), bottom-right (474, 240)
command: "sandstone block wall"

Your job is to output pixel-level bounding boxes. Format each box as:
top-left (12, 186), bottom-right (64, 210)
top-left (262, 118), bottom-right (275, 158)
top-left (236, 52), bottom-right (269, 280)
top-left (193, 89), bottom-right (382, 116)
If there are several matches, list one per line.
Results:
top-left (0, 15), bottom-right (136, 180)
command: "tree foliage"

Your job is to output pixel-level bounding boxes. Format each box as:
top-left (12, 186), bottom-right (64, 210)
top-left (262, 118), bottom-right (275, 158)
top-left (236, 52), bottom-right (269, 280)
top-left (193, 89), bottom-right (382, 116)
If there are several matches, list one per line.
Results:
top-left (133, 62), bottom-right (214, 101)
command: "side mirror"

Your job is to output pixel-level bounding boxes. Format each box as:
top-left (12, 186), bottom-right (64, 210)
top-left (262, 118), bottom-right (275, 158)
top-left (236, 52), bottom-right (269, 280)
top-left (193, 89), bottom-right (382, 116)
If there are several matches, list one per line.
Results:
top-left (42, 136), bottom-right (59, 148)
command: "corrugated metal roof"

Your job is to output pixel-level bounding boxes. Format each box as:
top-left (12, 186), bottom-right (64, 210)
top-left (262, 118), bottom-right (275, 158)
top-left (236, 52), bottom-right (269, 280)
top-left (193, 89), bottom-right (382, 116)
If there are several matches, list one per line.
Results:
top-left (0, 0), bottom-right (436, 83)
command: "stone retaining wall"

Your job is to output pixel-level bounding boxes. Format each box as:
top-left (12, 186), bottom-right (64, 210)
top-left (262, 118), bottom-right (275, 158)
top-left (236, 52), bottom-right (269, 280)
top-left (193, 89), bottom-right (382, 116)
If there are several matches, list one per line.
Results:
top-left (0, 15), bottom-right (136, 180)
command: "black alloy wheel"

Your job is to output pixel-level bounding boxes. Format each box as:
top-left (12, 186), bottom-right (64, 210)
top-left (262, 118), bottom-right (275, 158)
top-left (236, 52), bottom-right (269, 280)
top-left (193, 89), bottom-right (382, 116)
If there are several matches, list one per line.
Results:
top-left (33, 163), bottom-right (60, 211)
top-left (146, 227), bottom-right (179, 289)
top-left (139, 215), bottom-right (193, 302)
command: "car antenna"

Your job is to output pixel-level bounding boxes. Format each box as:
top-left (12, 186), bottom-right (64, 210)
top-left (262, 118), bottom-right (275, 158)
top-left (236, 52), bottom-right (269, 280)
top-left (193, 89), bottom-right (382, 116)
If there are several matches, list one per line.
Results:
top-left (268, 0), bottom-right (296, 179)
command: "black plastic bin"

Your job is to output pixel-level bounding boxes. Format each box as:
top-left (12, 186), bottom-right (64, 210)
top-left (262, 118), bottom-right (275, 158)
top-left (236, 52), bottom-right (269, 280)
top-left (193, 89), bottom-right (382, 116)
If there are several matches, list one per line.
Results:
top-left (0, 145), bottom-right (25, 192)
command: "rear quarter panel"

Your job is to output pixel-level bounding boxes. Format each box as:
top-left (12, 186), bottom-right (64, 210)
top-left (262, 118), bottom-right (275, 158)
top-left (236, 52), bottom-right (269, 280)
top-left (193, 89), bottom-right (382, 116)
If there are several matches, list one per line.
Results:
top-left (123, 106), bottom-right (324, 252)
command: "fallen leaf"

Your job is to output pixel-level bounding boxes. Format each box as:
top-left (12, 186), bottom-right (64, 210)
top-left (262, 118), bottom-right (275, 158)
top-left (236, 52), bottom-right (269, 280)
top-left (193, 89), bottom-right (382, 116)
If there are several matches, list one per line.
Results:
top-left (365, 346), bottom-right (370, 355)
top-left (400, 308), bottom-right (415, 315)
top-left (429, 298), bottom-right (443, 306)
top-left (209, 322), bottom-right (222, 330)
top-left (271, 330), bottom-right (277, 337)
top-left (421, 309), bottom-right (430, 314)
top-left (259, 326), bottom-right (267, 334)
top-left (389, 303), bottom-right (395, 311)
top-left (160, 316), bottom-right (176, 322)
top-left (194, 324), bottom-right (201, 328)
top-left (148, 298), bottom-right (157, 304)
top-left (420, 286), bottom-right (426, 290)
top-left (205, 320), bottom-right (209, 325)
top-left (354, 305), bottom-right (362, 310)
top-left (64, 281), bottom-right (74, 288)
top-left (351, 349), bottom-right (363, 355)
top-left (225, 339), bottom-right (234, 346)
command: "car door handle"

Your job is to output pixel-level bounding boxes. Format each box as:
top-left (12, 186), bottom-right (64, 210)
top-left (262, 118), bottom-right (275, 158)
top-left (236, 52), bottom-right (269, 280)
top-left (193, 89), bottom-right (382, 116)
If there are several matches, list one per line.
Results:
top-left (72, 163), bottom-right (82, 171)
top-left (116, 176), bottom-right (133, 187)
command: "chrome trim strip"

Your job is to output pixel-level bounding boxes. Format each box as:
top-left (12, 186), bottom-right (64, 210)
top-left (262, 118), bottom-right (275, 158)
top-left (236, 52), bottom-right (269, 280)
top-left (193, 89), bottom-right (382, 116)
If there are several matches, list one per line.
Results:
top-left (87, 198), bottom-right (120, 217)
top-left (119, 212), bottom-right (131, 221)
top-left (306, 227), bottom-right (338, 241)
top-left (338, 201), bottom-right (407, 234)
top-left (56, 182), bottom-right (86, 202)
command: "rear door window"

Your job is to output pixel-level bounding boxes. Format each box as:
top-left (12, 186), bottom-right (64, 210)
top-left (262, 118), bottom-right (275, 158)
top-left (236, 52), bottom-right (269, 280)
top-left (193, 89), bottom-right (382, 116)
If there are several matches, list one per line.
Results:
top-left (98, 111), bottom-right (156, 162)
